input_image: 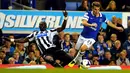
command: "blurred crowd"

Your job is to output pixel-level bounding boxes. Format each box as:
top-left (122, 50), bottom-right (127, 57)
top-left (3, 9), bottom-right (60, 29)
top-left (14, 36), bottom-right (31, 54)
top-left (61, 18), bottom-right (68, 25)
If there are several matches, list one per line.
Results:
top-left (1, 0), bottom-right (130, 11)
top-left (0, 16), bottom-right (130, 66)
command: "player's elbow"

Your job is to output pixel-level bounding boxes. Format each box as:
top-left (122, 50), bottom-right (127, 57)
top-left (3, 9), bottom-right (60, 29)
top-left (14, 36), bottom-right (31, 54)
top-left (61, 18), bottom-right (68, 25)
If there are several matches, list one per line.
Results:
top-left (62, 26), bottom-right (66, 30)
top-left (82, 20), bottom-right (88, 25)
top-left (60, 27), bottom-right (65, 32)
top-left (23, 38), bottom-right (29, 43)
top-left (61, 25), bottom-right (66, 30)
top-left (82, 22), bottom-right (87, 26)
top-left (57, 28), bottom-right (64, 32)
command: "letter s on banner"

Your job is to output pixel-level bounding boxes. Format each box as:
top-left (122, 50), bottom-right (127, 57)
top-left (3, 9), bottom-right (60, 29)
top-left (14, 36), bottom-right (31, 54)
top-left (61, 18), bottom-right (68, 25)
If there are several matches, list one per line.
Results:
top-left (0, 12), bottom-right (6, 29)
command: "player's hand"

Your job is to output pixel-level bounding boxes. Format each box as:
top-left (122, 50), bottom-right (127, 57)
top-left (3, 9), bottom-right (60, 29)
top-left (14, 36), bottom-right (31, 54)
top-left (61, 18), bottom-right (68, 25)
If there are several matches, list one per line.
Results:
top-left (2, 37), bottom-right (15, 42)
top-left (91, 23), bottom-right (97, 27)
top-left (62, 10), bottom-right (68, 17)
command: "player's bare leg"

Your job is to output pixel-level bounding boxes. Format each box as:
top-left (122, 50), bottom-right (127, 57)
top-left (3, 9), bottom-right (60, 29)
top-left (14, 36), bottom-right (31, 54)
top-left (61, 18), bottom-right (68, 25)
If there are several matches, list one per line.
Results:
top-left (68, 38), bottom-right (95, 68)
top-left (68, 44), bottom-right (88, 67)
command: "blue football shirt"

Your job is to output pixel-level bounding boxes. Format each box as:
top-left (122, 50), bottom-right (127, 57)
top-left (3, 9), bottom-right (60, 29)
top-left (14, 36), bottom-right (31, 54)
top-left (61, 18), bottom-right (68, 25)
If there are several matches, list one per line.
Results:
top-left (81, 11), bottom-right (108, 39)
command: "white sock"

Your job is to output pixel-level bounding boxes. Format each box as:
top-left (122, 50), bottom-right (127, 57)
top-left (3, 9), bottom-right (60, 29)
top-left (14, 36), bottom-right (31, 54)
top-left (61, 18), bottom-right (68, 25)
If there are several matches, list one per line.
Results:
top-left (73, 50), bottom-right (85, 65)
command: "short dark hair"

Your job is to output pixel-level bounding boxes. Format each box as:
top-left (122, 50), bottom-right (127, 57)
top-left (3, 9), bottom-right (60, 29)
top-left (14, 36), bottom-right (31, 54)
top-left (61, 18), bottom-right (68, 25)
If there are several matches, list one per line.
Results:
top-left (92, 1), bottom-right (101, 8)
top-left (39, 21), bottom-right (46, 25)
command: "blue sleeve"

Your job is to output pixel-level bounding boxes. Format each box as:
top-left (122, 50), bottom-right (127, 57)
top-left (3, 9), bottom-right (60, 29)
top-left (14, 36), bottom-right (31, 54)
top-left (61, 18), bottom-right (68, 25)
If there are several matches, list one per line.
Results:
top-left (102, 14), bottom-right (108, 23)
top-left (82, 12), bottom-right (89, 21)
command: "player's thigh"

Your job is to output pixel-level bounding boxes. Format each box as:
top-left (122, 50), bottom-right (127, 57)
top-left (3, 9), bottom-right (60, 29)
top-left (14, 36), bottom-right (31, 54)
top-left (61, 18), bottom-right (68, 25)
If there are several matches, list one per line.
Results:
top-left (44, 54), bottom-right (54, 61)
top-left (80, 44), bottom-right (88, 52)
top-left (82, 38), bottom-right (95, 50)
top-left (54, 50), bottom-right (72, 63)
top-left (75, 36), bottom-right (84, 50)
top-left (54, 50), bottom-right (72, 59)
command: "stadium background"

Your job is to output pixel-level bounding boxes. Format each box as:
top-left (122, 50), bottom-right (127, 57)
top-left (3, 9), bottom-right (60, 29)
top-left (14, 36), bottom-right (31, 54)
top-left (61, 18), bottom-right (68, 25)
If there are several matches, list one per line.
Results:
top-left (1, 0), bottom-right (130, 71)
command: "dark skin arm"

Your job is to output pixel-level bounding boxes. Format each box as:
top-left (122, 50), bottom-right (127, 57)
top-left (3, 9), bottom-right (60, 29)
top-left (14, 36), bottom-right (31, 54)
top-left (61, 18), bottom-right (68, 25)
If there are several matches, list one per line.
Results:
top-left (3, 37), bottom-right (29, 43)
top-left (14, 38), bottom-right (29, 43)
top-left (56, 10), bottom-right (68, 33)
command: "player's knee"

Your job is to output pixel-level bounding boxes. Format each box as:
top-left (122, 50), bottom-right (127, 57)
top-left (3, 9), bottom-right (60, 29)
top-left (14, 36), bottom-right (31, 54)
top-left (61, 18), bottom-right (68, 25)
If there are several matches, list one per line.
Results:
top-left (80, 44), bottom-right (88, 52)
top-left (45, 55), bottom-right (54, 61)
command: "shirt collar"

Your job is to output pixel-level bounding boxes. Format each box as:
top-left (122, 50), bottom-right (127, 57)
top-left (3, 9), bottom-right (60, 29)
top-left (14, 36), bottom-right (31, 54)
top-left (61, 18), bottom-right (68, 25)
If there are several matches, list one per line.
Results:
top-left (91, 11), bottom-right (102, 17)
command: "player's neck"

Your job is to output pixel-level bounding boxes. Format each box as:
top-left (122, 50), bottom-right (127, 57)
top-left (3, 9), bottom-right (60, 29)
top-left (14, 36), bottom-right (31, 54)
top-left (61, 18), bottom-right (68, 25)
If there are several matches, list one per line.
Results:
top-left (92, 11), bottom-right (100, 17)
top-left (94, 13), bottom-right (100, 17)
top-left (95, 14), bottom-right (100, 17)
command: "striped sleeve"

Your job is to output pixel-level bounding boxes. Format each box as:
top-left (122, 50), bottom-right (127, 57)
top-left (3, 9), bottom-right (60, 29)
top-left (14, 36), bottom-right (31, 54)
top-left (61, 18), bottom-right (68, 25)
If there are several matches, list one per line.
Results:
top-left (82, 12), bottom-right (89, 21)
top-left (27, 31), bottom-right (37, 42)
top-left (50, 29), bottom-right (58, 34)
top-left (49, 29), bottom-right (58, 42)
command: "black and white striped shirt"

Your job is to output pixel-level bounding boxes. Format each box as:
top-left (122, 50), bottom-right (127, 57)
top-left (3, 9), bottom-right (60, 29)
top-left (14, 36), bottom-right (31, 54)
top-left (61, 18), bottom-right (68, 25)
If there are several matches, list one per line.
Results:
top-left (27, 29), bottom-right (58, 55)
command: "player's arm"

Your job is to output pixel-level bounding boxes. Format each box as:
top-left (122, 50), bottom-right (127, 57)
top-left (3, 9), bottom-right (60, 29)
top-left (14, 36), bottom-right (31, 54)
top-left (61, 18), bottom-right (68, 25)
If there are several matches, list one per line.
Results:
top-left (56, 10), bottom-right (68, 32)
top-left (82, 19), bottom-right (97, 27)
top-left (3, 37), bottom-right (29, 43)
top-left (82, 12), bottom-right (97, 27)
top-left (106, 20), bottom-right (123, 31)
top-left (3, 32), bottom-right (35, 43)
top-left (13, 38), bottom-right (29, 43)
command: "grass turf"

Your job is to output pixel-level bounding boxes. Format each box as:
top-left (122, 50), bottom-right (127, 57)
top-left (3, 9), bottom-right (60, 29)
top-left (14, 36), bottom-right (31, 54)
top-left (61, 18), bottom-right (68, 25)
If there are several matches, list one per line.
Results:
top-left (0, 68), bottom-right (130, 73)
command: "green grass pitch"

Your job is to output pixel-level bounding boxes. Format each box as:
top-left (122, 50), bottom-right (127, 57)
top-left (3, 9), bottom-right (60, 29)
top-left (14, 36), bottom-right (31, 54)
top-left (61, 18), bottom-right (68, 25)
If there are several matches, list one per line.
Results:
top-left (0, 68), bottom-right (130, 73)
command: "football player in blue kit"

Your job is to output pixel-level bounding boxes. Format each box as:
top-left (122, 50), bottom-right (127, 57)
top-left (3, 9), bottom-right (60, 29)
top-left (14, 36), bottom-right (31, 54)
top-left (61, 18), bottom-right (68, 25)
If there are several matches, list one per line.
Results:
top-left (68, 1), bottom-right (123, 67)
